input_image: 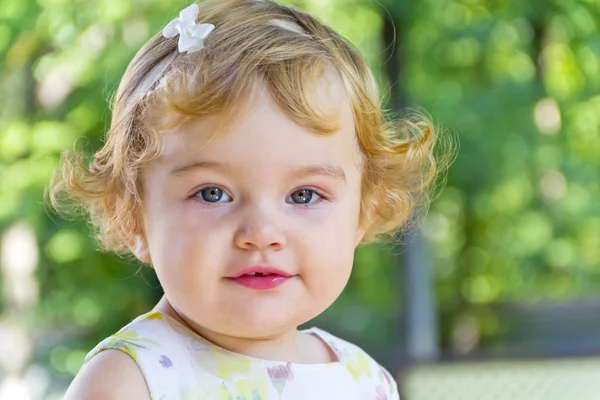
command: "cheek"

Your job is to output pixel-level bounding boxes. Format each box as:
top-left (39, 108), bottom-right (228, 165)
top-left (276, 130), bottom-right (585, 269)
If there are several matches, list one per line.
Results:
top-left (292, 204), bottom-right (357, 243)
top-left (145, 201), bottom-right (227, 266)
top-left (148, 206), bottom-right (229, 298)
top-left (294, 202), bottom-right (359, 264)
top-left (322, 193), bottom-right (362, 236)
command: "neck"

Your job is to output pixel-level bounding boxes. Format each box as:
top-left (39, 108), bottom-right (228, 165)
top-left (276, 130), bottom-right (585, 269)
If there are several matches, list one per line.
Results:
top-left (153, 296), bottom-right (335, 364)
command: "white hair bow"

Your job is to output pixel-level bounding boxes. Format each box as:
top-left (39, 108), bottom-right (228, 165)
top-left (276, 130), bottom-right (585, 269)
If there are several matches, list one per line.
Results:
top-left (162, 4), bottom-right (215, 54)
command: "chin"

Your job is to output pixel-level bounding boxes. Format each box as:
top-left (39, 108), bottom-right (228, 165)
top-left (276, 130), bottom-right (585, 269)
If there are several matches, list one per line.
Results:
top-left (232, 302), bottom-right (320, 336)
top-left (231, 324), bottom-right (298, 340)
top-left (231, 310), bottom-right (304, 336)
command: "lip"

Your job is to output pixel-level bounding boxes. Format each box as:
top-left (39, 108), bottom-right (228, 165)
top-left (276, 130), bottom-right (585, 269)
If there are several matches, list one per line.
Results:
top-left (229, 265), bottom-right (292, 278)
top-left (226, 265), bottom-right (294, 290)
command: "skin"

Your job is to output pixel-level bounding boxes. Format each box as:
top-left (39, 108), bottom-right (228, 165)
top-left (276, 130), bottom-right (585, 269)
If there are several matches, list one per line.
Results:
top-left (66, 74), bottom-right (368, 399)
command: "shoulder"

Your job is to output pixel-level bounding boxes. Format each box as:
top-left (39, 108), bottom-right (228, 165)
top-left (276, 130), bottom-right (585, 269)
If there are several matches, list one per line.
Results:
top-left (378, 364), bottom-right (401, 400)
top-left (65, 311), bottom-right (180, 400)
top-left (309, 327), bottom-right (378, 365)
top-left (310, 328), bottom-right (401, 399)
top-left (64, 349), bottom-right (151, 400)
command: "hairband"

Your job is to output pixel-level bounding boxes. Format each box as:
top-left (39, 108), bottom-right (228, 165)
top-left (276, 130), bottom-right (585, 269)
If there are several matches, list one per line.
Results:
top-left (162, 4), bottom-right (215, 54)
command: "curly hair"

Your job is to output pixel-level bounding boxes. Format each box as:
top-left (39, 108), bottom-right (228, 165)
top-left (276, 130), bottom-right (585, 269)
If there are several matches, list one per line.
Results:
top-left (49, 0), bottom-right (455, 255)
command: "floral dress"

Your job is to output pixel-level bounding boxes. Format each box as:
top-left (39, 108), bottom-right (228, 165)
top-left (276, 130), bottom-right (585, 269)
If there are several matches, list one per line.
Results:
top-left (84, 311), bottom-right (400, 399)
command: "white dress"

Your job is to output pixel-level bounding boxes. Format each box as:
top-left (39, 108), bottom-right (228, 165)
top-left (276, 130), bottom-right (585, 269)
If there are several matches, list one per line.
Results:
top-left (84, 310), bottom-right (400, 399)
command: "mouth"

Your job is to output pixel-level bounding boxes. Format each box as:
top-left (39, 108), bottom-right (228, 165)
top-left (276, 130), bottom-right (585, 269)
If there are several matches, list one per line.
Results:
top-left (227, 266), bottom-right (294, 290)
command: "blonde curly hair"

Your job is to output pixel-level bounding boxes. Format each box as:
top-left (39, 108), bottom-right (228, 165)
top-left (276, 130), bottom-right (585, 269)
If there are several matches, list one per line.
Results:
top-left (49, 0), bottom-right (455, 255)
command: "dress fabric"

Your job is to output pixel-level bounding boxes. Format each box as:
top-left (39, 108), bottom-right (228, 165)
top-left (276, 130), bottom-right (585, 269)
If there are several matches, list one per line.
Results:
top-left (84, 311), bottom-right (400, 400)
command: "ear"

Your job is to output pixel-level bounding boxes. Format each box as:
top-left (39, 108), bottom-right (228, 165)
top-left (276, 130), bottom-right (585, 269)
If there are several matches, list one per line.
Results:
top-left (129, 235), bottom-right (152, 264)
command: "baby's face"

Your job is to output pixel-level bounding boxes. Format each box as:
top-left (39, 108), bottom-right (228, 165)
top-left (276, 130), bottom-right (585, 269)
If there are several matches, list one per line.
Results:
top-left (137, 78), bottom-right (364, 339)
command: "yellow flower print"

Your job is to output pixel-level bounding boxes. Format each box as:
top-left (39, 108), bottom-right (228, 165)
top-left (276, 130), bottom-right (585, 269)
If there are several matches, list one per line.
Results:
top-left (103, 328), bottom-right (159, 361)
top-left (146, 311), bottom-right (163, 320)
top-left (235, 379), bottom-right (254, 398)
top-left (253, 376), bottom-right (269, 399)
top-left (345, 351), bottom-right (372, 382)
top-left (213, 351), bottom-right (253, 381)
top-left (234, 377), bottom-right (268, 400)
top-left (213, 384), bottom-right (235, 400)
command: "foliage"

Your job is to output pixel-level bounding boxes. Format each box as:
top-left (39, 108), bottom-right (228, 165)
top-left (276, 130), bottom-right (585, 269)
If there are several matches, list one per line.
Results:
top-left (0, 0), bottom-right (598, 391)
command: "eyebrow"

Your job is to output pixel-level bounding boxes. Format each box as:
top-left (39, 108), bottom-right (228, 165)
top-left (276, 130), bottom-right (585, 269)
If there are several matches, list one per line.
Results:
top-left (170, 160), bottom-right (346, 184)
top-left (295, 163), bottom-right (347, 184)
top-left (170, 160), bottom-right (227, 176)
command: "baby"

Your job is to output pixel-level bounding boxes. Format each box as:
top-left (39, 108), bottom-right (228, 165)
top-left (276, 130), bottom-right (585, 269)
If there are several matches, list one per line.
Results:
top-left (52, 0), bottom-right (447, 398)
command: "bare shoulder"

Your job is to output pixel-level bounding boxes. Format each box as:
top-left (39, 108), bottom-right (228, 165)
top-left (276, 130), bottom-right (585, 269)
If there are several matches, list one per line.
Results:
top-left (64, 350), bottom-right (151, 400)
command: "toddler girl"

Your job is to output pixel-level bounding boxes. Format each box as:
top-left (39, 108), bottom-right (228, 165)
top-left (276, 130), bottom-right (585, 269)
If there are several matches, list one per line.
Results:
top-left (52, 0), bottom-right (447, 398)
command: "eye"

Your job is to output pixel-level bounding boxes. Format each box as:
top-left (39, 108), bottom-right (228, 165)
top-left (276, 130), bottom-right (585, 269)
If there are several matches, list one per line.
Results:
top-left (194, 186), bottom-right (231, 203)
top-left (287, 188), bottom-right (322, 205)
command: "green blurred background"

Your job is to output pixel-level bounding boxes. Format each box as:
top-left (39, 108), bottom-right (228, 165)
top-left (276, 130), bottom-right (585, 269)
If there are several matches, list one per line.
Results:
top-left (0, 0), bottom-right (599, 398)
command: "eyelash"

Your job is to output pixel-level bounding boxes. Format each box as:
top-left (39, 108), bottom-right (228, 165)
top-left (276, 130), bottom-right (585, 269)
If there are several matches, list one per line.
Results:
top-left (288, 188), bottom-right (328, 208)
top-left (190, 186), bottom-right (329, 208)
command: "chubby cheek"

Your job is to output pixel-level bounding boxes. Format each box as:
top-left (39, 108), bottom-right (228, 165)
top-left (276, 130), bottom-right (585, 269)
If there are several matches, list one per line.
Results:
top-left (294, 204), bottom-right (359, 288)
top-left (145, 201), bottom-right (225, 275)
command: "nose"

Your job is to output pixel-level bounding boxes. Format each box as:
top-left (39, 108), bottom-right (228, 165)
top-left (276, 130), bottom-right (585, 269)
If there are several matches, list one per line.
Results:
top-left (233, 205), bottom-right (287, 251)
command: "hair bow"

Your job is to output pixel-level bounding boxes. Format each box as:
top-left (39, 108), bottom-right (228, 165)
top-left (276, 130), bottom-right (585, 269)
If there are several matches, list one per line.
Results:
top-left (162, 4), bottom-right (215, 54)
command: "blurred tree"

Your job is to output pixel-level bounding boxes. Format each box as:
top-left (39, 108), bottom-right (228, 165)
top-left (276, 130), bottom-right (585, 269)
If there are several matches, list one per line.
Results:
top-left (0, 0), bottom-right (599, 396)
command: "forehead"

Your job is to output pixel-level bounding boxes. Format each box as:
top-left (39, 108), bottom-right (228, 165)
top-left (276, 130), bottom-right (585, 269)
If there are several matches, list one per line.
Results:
top-left (155, 75), bottom-right (361, 170)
